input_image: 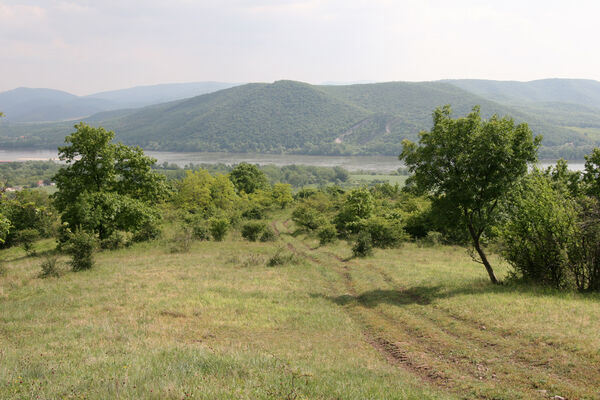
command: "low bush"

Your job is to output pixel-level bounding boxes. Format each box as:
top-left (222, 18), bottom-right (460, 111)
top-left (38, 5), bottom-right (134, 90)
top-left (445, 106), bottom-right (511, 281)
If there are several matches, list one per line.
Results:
top-left (170, 228), bottom-right (193, 253)
top-left (292, 205), bottom-right (324, 231)
top-left (16, 228), bottom-right (39, 255)
top-left (317, 224), bottom-right (337, 245)
top-left (209, 217), bottom-right (229, 241)
top-left (241, 221), bottom-right (266, 241)
top-left (352, 231), bottom-right (373, 258)
top-left (259, 226), bottom-right (277, 242)
top-left (39, 255), bottom-right (60, 278)
top-left (65, 229), bottom-right (97, 271)
top-left (186, 217), bottom-right (211, 240)
top-left (132, 221), bottom-right (161, 242)
top-left (267, 247), bottom-right (299, 267)
top-left (100, 230), bottom-right (133, 250)
top-left (420, 231), bottom-right (443, 247)
top-left (362, 216), bottom-right (407, 248)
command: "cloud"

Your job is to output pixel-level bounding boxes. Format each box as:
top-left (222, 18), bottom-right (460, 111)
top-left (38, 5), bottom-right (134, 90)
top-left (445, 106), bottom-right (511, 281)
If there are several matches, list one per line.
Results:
top-left (1, 0), bottom-right (600, 93)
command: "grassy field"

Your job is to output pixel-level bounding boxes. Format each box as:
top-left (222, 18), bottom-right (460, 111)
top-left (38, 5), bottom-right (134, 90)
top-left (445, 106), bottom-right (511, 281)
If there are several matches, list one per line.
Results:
top-left (1, 215), bottom-right (600, 399)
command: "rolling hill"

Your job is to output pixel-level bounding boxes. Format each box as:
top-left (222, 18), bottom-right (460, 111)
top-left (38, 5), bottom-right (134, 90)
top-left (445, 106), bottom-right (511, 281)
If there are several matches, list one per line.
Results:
top-left (2, 79), bottom-right (600, 158)
top-left (445, 78), bottom-right (600, 109)
top-left (0, 82), bottom-right (238, 123)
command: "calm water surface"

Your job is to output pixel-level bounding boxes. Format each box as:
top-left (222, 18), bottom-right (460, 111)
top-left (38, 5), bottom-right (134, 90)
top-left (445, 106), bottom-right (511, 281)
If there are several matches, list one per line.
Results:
top-left (0, 149), bottom-right (585, 173)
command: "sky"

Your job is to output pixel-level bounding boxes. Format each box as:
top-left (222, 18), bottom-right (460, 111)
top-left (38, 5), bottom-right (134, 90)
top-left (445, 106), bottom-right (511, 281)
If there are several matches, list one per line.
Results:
top-left (1, 0), bottom-right (600, 95)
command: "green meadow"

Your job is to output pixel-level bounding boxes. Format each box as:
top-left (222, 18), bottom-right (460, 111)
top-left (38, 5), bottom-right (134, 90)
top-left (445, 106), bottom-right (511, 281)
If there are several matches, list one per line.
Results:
top-left (2, 214), bottom-right (599, 399)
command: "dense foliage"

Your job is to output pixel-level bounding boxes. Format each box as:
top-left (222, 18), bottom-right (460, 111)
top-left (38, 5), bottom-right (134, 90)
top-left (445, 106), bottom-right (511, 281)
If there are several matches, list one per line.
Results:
top-left (52, 123), bottom-right (168, 241)
top-left (401, 106), bottom-right (541, 283)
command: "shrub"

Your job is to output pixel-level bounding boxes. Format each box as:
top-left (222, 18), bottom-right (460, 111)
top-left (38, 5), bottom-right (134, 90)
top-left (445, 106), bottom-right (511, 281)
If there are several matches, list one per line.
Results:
top-left (170, 228), bottom-right (193, 253)
top-left (65, 229), bottom-right (97, 271)
top-left (498, 173), bottom-right (577, 289)
top-left (267, 247), bottom-right (299, 267)
top-left (259, 226), bottom-right (277, 242)
top-left (100, 230), bottom-right (133, 250)
top-left (317, 224), bottom-right (337, 245)
top-left (420, 231), bottom-right (443, 247)
top-left (241, 221), bottom-right (266, 241)
top-left (186, 216), bottom-right (210, 240)
top-left (565, 197), bottom-right (600, 291)
top-left (39, 255), bottom-right (60, 278)
top-left (209, 217), bottom-right (229, 241)
top-left (16, 228), bottom-right (39, 255)
top-left (362, 216), bottom-right (407, 248)
top-left (292, 205), bottom-right (324, 231)
top-left (352, 231), bottom-right (373, 258)
top-left (335, 188), bottom-right (374, 234)
top-left (131, 220), bottom-right (161, 242)
top-left (241, 205), bottom-right (265, 220)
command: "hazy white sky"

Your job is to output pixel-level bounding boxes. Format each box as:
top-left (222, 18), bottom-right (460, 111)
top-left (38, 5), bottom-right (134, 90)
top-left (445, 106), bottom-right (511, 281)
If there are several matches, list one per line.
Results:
top-left (1, 0), bottom-right (599, 95)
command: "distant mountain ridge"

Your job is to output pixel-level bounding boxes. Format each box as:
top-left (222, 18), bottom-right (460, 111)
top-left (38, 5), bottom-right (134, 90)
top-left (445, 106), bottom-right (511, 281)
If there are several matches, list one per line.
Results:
top-left (3, 79), bottom-right (600, 158)
top-left (0, 82), bottom-right (239, 122)
top-left (443, 78), bottom-right (600, 109)
top-left (2, 78), bottom-right (600, 158)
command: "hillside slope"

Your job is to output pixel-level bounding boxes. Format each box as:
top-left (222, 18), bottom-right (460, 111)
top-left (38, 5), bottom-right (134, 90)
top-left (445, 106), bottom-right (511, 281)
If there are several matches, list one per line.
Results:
top-left (1, 79), bottom-right (599, 157)
top-left (445, 78), bottom-right (600, 109)
top-left (0, 82), bottom-right (238, 123)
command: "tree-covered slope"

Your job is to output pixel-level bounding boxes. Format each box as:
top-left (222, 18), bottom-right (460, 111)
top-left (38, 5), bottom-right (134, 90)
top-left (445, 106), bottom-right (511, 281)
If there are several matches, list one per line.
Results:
top-left (1, 79), bottom-right (599, 157)
top-left (445, 78), bottom-right (600, 109)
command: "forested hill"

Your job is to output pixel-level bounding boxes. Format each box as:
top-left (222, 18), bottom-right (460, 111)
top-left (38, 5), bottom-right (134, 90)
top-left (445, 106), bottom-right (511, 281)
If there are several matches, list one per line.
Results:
top-left (2, 79), bottom-right (600, 158)
top-left (445, 78), bottom-right (600, 108)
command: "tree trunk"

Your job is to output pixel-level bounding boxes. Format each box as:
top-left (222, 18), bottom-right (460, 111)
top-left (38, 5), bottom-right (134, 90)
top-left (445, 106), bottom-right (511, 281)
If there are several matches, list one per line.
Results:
top-left (467, 221), bottom-right (499, 284)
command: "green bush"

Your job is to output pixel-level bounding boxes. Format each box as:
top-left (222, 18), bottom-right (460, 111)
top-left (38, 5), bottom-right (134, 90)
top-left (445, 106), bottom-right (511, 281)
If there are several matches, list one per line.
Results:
top-left (100, 230), bottom-right (133, 250)
top-left (292, 205), bottom-right (324, 231)
top-left (362, 216), bottom-right (407, 248)
top-left (267, 247), bottom-right (299, 267)
top-left (317, 224), bottom-right (337, 245)
top-left (421, 231), bottom-right (443, 247)
top-left (335, 188), bottom-right (374, 235)
top-left (186, 216), bottom-right (211, 240)
top-left (39, 255), bottom-right (60, 278)
top-left (16, 228), bottom-right (39, 255)
top-left (352, 231), bottom-right (373, 258)
top-left (132, 220), bottom-right (161, 242)
top-left (498, 172), bottom-right (577, 289)
top-left (241, 205), bottom-right (265, 220)
top-left (259, 226), bottom-right (277, 242)
top-left (170, 228), bottom-right (193, 253)
top-left (241, 221), bottom-right (266, 241)
top-left (65, 229), bottom-right (97, 271)
top-left (209, 217), bottom-right (229, 241)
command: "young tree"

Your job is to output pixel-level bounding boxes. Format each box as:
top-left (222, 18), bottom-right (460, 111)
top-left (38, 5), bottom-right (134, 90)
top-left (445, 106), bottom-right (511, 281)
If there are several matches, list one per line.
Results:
top-left (53, 123), bottom-right (168, 240)
top-left (400, 106), bottom-right (541, 284)
top-left (229, 163), bottom-right (268, 194)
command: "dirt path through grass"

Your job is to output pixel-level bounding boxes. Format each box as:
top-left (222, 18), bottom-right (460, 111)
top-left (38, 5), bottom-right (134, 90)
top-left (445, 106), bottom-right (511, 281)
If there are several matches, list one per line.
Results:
top-left (275, 218), bottom-right (600, 400)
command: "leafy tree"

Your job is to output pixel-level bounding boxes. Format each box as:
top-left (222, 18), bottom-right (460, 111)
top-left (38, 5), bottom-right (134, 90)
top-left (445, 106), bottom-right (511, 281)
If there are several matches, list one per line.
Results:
top-left (400, 106), bottom-right (541, 284)
top-left (53, 123), bottom-right (168, 239)
top-left (334, 188), bottom-right (374, 234)
top-left (271, 183), bottom-right (293, 209)
top-left (583, 148), bottom-right (600, 198)
top-left (229, 163), bottom-right (268, 194)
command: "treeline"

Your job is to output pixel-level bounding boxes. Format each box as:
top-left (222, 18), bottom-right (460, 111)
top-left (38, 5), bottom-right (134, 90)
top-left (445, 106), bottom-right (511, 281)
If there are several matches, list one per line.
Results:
top-left (0, 161), bottom-right (60, 188)
top-left (153, 162), bottom-right (350, 187)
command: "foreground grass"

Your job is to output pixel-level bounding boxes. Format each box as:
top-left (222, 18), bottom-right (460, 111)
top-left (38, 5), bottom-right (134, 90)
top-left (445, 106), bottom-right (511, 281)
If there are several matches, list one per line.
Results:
top-left (0, 234), bottom-right (442, 399)
top-left (2, 218), bottom-right (600, 399)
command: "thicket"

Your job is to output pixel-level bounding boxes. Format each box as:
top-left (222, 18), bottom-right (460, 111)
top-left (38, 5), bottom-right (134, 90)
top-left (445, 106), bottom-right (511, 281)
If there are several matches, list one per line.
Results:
top-left (498, 156), bottom-right (600, 291)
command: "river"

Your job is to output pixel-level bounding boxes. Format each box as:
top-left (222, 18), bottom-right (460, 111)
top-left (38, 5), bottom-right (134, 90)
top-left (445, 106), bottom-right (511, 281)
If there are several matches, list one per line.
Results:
top-left (0, 149), bottom-right (586, 173)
